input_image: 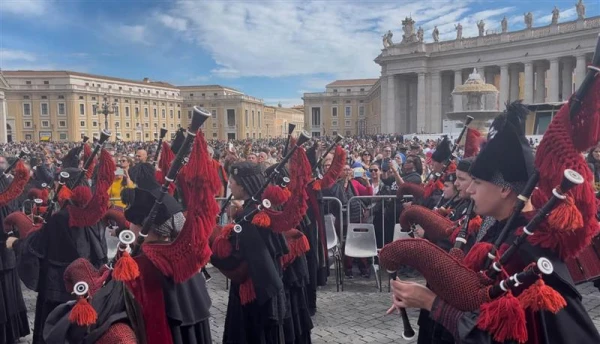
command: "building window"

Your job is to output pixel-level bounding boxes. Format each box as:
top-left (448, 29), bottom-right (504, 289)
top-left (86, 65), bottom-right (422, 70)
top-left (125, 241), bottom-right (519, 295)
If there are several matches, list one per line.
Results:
top-left (26, 81), bottom-right (31, 85)
top-left (80, 121), bottom-right (85, 127)
top-left (258, 111), bottom-right (261, 127)
top-left (245, 110), bottom-right (249, 127)
top-left (92, 96), bottom-right (96, 100)
top-left (60, 133), bottom-right (67, 140)
top-left (332, 131), bottom-right (338, 136)
top-left (346, 89), bottom-right (351, 92)
top-left (41, 120), bottom-right (50, 127)
top-left (161, 109), bottom-right (165, 119)
top-left (126, 122), bottom-right (130, 128)
top-left (345, 120), bottom-right (351, 127)
top-left (188, 111), bottom-right (192, 120)
top-left (346, 130), bottom-right (351, 136)
top-left (114, 106), bottom-right (119, 116)
top-left (145, 133), bottom-right (149, 138)
top-left (213, 133), bottom-right (217, 138)
top-left (332, 107), bottom-right (338, 117)
top-left (246, 132), bottom-right (250, 138)
top-left (25, 134), bottom-right (32, 140)
top-left (23, 95), bottom-right (30, 99)
top-left (332, 120), bottom-right (338, 127)
top-left (359, 106), bottom-right (364, 117)
top-left (24, 121), bottom-right (32, 128)
top-left (126, 133), bottom-right (130, 139)
top-left (211, 110), bottom-right (217, 119)
top-left (178, 110), bottom-right (181, 119)
top-left (227, 109), bottom-right (236, 127)
top-left (252, 110), bottom-right (255, 127)
top-left (153, 109), bottom-right (157, 118)
top-left (311, 108), bottom-right (321, 126)
top-left (79, 96), bottom-right (84, 100)
top-left (115, 121), bottom-right (120, 129)
top-left (80, 104), bottom-right (85, 115)
top-left (345, 106), bottom-right (351, 117)
top-left (19, 104), bottom-right (35, 120)
top-left (145, 123), bottom-right (149, 128)
top-left (92, 121), bottom-right (98, 127)
top-left (41, 95), bottom-right (47, 99)
top-left (58, 120), bottom-right (66, 127)
top-left (333, 89), bottom-right (337, 93)
top-left (125, 107), bottom-right (130, 117)
top-left (360, 88), bottom-right (365, 92)
top-left (144, 108), bottom-right (149, 118)
top-left (170, 110), bottom-right (173, 119)
top-left (58, 103), bottom-right (66, 115)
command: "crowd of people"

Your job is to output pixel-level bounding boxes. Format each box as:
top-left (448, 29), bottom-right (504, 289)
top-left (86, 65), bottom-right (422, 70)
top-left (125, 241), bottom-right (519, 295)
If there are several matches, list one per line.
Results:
top-left (0, 83), bottom-right (598, 343)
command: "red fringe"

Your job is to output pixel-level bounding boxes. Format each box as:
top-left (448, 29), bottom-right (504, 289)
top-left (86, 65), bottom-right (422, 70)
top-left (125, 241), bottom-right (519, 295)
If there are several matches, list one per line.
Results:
top-left (113, 251), bottom-right (140, 282)
top-left (321, 146), bottom-right (346, 189)
top-left (143, 130), bottom-right (221, 283)
top-left (477, 292), bottom-right (528, 343)
top-left (463, 242), bottom-right (494, 271)
top-left (532, 77), bottom-right (600, 259)
top-left (424, 180), bottom-right (444, 199)
top-left (467, 215), bottom-right (483, 236)
top-left (69, 297), bottom-right (97, 326)
top-left (312, 180), bottom-right (322, 191)
top-left (280, 231), bottom-right (310, 270)
top-left (518, 279), bottom-right (566, 313)
top-left (239, 278), bottom-right (256, 305)
top-left (83, 143), bottom-right (95, 180)
top-left (464, 128), bottom-right (482, 158)
top-left (58, 186), bottom-right (73, 206)
top-left (281, 187), bottom-right (291, 201)
top-left (159, 141), bottom-right (175, 173)
top-left (71, 186), bottom-right (92, 207)
top-left (0, 161), bottom-right (30, 207)
top-left (68, 149), bottom-right (115, 228)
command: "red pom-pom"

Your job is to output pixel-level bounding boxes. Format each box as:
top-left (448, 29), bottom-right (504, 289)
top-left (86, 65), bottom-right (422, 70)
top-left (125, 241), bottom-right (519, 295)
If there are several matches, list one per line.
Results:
top-left (71, 186), bottom-right (93, 207)
top-left (58, 186), bottom-right (73, 205)
top-left (312, 180), bottom-right (322, 191)
top-left (462, 242), bottom-right (493, 271)
top-left (477, 292), bottom-right (527, 343)
top-left (69, 297), bottom-right (98, 326)
top-left (546, 195), bottom-right (583, 232)
top-left (113, 251), bottom-right (140, 282)
top-left (518, 278), bottom-right (566, 313)
top-left (262, 185), bottom-right (287, 207)
top-left (467, 215), bottom-right (483, 235)
top-left (281, 188), bottom-right (291, 202)
top-left (252, 211), bottom-right (271, 228)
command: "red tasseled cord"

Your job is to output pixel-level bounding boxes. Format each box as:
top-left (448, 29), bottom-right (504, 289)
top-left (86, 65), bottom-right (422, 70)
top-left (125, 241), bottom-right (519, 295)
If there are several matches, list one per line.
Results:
top-left (68, 149), bottom-right (115, 228)
top-left (58, 186), bottom-right (73, 206)
top-left (71, 186), bottom-right (93, 207)
top-left (280, 233), bottom-right (310, 270)
top-left (477, 292), bottom-right (528, 343)
top-left (239, 279), bottom-right (257, 305)
top-left (113, 251), bottom-right (140, 282)
top-left (518, 278), bottom-right (566, 313)
top-left (41, 189), bottom-right (49, 203)
top-left (462, 242), bottom-right (494, 271)
top-left (321, 146), bottom-right (346, 189)
top-left (252, 211), bottom-right (272, 228)
top-left (262, 185), bottom-right (287, 207)
top-left (83, 143), bottom-right (95, 180)
top-left (212, 224), bottom-right (234, 258)
top-left (0, 161), bottom-right (30, 207)
top-left (546, 195), bottom-right (583, 232)
top-left (281, 187), bottom-right (291, 201)
top-left (424, 180), bottom-right (443, 199)
top-left (69, 297), bottom-right (98, 326)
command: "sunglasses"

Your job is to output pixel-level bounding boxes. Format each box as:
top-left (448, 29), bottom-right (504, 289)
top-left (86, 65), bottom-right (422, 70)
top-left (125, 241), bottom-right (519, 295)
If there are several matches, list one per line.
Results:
top-left (369, 169), bottom-right (379, 172)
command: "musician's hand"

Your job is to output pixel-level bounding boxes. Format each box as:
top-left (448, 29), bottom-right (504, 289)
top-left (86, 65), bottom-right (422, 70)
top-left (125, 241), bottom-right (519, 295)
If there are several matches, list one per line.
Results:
top-left (5, 237), bottom-right (18, 249)
top-left (389, 278), bottom-right (436, 311)
top-left (403, 201), bottom-right (412, 209)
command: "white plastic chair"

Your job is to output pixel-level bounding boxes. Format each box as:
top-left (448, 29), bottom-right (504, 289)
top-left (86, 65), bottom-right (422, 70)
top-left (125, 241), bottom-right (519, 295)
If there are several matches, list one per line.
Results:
top-left (393, 224), bottom-right (413, 242)
top-left (344, 223), bottom-right (382, 291)
top-left (324, 214), bottom-right (342, 291)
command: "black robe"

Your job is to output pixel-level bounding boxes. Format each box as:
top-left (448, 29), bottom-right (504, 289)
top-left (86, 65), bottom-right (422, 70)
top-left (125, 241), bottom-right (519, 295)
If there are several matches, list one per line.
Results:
top-left (15, 208), bottom-right (107, 344)
top-left (0, 180), bottom-right (30, 344)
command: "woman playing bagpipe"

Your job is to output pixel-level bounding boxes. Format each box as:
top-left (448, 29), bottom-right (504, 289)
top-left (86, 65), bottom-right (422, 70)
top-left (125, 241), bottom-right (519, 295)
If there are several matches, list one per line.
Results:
top-left (380, 56), bottom-right (600, 344)
top-left (0, 151), bottom-right (32, 343)
top-left (42, 108), bottom-right (220, 343)
top-left (6, 133), bottom-right (115, 343)
top-left (211, 132), bottom-right (312, 344)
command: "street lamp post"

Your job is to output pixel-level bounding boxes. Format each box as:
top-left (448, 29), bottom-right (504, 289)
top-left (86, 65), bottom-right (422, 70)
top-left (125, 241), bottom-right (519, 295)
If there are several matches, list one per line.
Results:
top-left (93, 93), bottom-right (117, 132)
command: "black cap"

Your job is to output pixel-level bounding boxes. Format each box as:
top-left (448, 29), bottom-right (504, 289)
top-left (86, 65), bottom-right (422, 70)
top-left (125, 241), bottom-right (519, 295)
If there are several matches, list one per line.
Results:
top-left (229, 161), bottom-right (266, 197)
top-left (469, 101), bottom-right (534, 192)
top-left (431, 136), bottom-right (452, 163)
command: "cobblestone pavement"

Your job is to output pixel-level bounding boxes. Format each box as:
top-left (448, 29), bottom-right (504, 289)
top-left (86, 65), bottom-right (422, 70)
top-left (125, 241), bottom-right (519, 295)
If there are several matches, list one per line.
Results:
top-left (20, 266), bottom-right (600, 344)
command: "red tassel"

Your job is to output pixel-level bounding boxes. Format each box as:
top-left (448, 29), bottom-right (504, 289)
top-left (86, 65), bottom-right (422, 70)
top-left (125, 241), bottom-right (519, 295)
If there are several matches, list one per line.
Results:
top-left (262, 185), bottom-right (287, 207)
top-left (467, 215), bottom-right (483, 236)
top-left (477, 292), bottom-right (528, 343)
top-left (159, 141), bottom-right (175, 173)
top-left (69, 297), bottom-right (97, 326)
top-left (252, 211), bottom-right (271, 228)
top-left (71, 186), bottom-right (93, 207)
top-left (312, 180), bottom-right (322, 191)
top-left (320, 146), bottom-right (346, 189)
top-left (546, 195), bottom-right (583, 232)
top-left (58, 186), bottom-right (73, 206)
top-left (518, 279), bottom-right (566, 313)
top-left (113, 251), bottom-right (140, 281)
top-left (281, 188), bottom-right (291, 202)
top-left (239, 278), bottom-right (256, 305)
top-left (463, 242), bottom-right (494, 271)
top-left (212, 224), bottom-right (234, 259)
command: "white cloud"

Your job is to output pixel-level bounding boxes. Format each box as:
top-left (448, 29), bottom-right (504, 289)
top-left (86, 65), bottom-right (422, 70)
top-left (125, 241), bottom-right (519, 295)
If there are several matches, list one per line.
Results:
top-left (0, 0), bottom-right (48, 16)
top-left (0, 49), bottom-right (36, 62)
top-left (155, 13), bottom-right (187, 31)
top-left (109, 24), bottom-right (150, 45)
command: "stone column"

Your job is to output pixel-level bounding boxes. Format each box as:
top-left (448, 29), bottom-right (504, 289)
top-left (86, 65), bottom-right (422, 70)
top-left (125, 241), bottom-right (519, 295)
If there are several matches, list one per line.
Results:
top-left (500, 65), bottom-right (510, 108)
top-left (0, 91), bottom-right (6, 143)
top-left (509, 66), bottom-right (520, 102)
top-left (575, 54), bottom-right (587, 90)
top-left (430, 71), bottom-right (442, 133)
top-left (453, 70), bottom-right (463, 112)
top-left (524, 62), bottom-right (534, 104)
top-left (548, 58), bottom-right (560, 102)
top-left (534, 63), bottom-right (546, 103)
top-left (417, 72), bottom-right (427, 133)
top-left (561, 59), bottom-right (573, 100)
top-left (386, 75), bottom-right (396, 134)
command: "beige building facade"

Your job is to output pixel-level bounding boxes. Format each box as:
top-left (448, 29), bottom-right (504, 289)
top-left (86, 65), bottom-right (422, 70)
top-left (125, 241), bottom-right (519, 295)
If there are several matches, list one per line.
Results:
top-left (302, 79), bottom-right (377, 137)
top-left (2, 71), bottom-right (182, 142)
top-left (264, 104), bottom-right (305, 137)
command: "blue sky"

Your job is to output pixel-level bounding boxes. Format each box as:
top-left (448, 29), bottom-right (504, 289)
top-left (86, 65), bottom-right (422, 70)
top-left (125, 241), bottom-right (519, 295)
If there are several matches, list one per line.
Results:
top-left (1, 0), bottom-right (598, 107)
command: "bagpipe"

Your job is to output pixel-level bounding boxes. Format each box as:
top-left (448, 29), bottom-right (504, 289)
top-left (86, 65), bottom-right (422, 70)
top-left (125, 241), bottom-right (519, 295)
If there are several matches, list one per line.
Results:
top-left (310, 134), bottom-right (345, 191)
top-left (380, 34), bottom-right (600, 343)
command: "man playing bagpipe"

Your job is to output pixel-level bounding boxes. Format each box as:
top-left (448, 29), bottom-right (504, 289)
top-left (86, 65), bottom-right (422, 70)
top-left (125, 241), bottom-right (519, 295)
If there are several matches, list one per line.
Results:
top-left (381, 85), bottom-right (600, 344)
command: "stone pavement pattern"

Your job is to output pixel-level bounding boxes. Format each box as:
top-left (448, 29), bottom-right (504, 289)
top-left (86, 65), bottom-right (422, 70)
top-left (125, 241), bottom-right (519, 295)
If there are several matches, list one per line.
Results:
top-left (20, 267), bottom-right (600, 343)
